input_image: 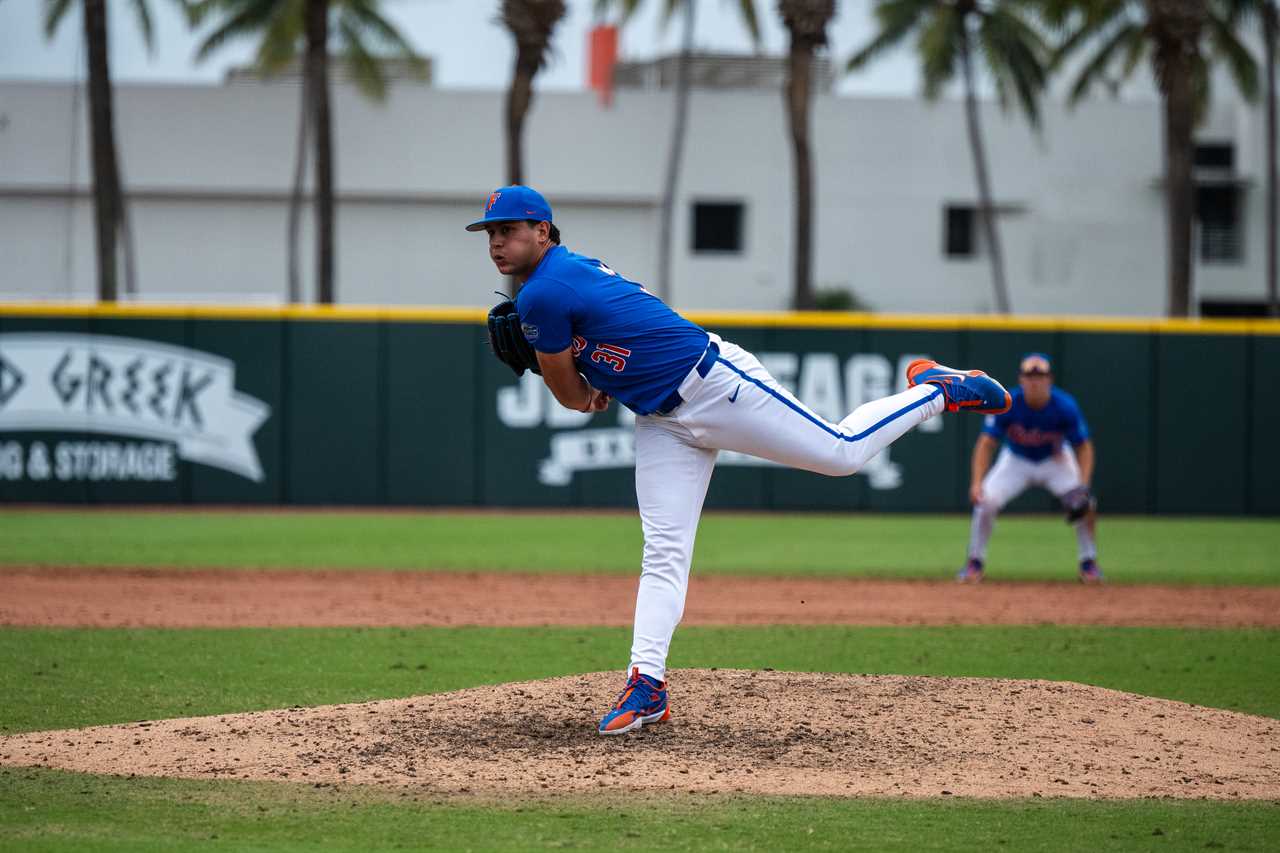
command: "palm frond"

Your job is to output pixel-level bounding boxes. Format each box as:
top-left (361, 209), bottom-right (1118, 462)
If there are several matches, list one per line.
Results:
top-left (129, 0), bottom-right (155, 52)
top-left (42, 0), bottom-right (75, 38)
top-left (1049, 0), bottom-right (1128, 71)
top-left (194, 0), bottom-right (284, 63)
top-left (918, 3), bottom-right (962, 99)
top-left (846, 0), bottom-right (934, 72)
top-left (1064, 19), bottom-right (1143, 106)
top-left (253, 0), bottom-right (304, 74)
top-left (979, 4), bottom-right (1050, 128)
top-left (1206, 6), bottom-right (1260, 102)
top-left (341, 2), bottom-right (428, 77)
top-left (592, 0), bottom-right (642, 21)
top-left (734, 0), bottom-right (762, 45)
top-left (338, 16), bottom-right (387, 101)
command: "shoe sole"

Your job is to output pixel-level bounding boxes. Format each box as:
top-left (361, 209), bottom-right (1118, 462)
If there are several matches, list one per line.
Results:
top-left (597, 706), bottom-right (670, 736)
top-left (906, 359), bottom-right (1012, 415)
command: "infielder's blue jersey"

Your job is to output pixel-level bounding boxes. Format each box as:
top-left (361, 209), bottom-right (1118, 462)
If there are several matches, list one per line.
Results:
top-left (982, 388), bottom-right (1090, 462)
top-left (516, 245), bottom-right (709, 415)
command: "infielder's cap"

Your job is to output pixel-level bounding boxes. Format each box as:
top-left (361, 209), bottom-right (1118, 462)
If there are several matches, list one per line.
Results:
top-left (465, 185), bottom-right (553, 232)
top-left (1019, 352), bottom-right (1052, 375)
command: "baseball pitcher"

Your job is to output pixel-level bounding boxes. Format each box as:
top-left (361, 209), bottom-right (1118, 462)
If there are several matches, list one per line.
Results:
top-left (471, 185), bottom-right (1012, 734)
top-left (958, 352), bottom-right (1101, 584)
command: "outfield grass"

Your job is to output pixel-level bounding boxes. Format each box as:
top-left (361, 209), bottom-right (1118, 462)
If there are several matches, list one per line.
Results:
top-left (2, 510), bottom-right (1278, 584)
top-left (3, 625), bottom-right (1277, 734)
top-left (2, 767), bottom-right (1277, 853)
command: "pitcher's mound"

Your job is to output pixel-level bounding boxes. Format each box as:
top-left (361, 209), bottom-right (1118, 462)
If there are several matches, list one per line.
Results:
top-left (3, 670), bottom-right (1277, 800)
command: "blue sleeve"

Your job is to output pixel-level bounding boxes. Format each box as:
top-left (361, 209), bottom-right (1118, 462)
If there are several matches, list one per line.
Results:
top-left (1065, 400), bottom-right (1091, 446)
top-left (516, 280), bottom-right (579, 354)
top-left (981, 411), bottom-right (1009, 440)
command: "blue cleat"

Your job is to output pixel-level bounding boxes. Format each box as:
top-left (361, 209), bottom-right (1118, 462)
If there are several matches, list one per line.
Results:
top-left (598, 667), bottom-right (670, 736)
top-left (907, 359), bottom-right (1012, 415)
top-left (1079, 559), bottom-right (1104, 584)
top-left (957, 558), bottom-right (985, 583)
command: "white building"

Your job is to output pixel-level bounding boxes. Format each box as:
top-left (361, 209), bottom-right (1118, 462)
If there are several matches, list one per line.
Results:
top-left (0, 71), bottom-right (1271, 314)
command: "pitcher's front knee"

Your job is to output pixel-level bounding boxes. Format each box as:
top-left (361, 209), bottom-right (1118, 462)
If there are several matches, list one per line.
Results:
top-left (973, 500), bottom-right (1001, 521)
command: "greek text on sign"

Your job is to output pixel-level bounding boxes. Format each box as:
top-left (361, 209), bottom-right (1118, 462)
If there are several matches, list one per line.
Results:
top-left (0, 333), bottom-right (271, 482)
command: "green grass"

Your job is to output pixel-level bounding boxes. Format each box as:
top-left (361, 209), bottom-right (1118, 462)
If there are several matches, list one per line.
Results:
top-left (2, 510), bottom-right (1278, 584)
top-left (2, 768), bottom-right (1278, 852)
top-left (3, 625), bottom-right (1277, 734)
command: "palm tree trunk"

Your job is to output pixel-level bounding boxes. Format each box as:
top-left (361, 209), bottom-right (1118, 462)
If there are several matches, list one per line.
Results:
top-left (1147, 0), bottom-right (1204, 317)
top-left (118, 158), bottom-right (137, 297)
top-left (785, 35), bottom-right (815, 310)
top-left (82, 0), bottom-right (121, 302)
top-left (1162, 66), bottom-right (1196, 317)
top-left (306, 0), bottom-right (335, 305)
top-left (958, 20), bottom-right (1011, 314)
top-left (657, 1), bottom-right (695, 304)
top-left (1265, 1), bottom-right (1278, 317)
top-left (506, 51), bottom-right (537, 186)
top-left (288, 71), bottom-right (311, 304)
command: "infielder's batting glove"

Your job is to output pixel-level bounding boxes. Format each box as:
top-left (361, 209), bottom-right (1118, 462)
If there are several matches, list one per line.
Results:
top-left (486, 299), bottom-right (542, 378)
top-left (1062, 485), bottom-right (1097, 525)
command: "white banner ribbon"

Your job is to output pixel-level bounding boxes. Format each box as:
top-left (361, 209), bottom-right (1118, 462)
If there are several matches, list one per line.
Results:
top-left (0, 333), bottom-right (271, 482)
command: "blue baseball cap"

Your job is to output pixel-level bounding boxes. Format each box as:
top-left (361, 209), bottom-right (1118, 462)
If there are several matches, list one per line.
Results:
top-left (1019, 353), bottom-right (1052, 375)
top-left (465, 185), bottom-right (553, 232)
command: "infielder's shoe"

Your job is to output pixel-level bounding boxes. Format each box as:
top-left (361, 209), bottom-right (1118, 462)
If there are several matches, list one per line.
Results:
top-left (907, 359), bottom-right (1012, 415)
top-left (957, 558), bottom-right (985, 583)
top-left (1079, 559), bottom-right (1104, 584)
top-left (598, 667), bottom-right (669, 736)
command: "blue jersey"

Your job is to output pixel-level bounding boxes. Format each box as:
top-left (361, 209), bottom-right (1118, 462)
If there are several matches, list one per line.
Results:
top-left (516, 245), bottom-right (710, 415)
top-left (982, 387), bottom-right (1090, 462)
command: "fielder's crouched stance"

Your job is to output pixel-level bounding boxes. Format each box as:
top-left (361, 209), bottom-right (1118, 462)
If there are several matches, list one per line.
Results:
top-left (958, 352), bottom-right (1101, 584)
top-left (471, 186), bottom-right (1012, 735)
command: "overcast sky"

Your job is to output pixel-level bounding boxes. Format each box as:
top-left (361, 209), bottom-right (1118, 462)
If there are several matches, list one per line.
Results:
top-left (0, 0), bottom-right (925, 96)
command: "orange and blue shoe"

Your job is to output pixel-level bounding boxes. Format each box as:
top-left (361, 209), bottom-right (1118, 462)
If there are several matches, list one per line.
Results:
top-left (906, 359), bottom-right (1012, 415)
top-left (598, 667), bottom-right (670, 736)
top-left (1079, 559), bottom-right (1104, 584)
top-left (957, 558), bottom-right (985, 583)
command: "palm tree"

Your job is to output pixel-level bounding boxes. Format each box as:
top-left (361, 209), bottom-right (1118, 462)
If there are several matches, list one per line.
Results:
top-left (190, 0), bottom-right (425, 304)
top-left (779, 0), bottom-right (836, 310)
top-left (40, 0), bottom-right (165, 301)
top-left (1045, 0), bottom-right (1258, 317)
top-left (849, 1), bottom-right (1052, 315)
top-left (594, 0), bottom-right (761, 303)
top-left (501, 0), bottom-right (567, 186)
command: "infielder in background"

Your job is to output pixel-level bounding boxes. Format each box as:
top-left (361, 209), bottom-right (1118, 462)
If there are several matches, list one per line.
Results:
top-left (471, 185), bottom-right (1012, 735)
top-left (957, 353), bottom-right (1101, 584)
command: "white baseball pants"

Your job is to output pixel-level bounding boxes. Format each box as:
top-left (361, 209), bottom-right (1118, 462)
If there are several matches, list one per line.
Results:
top-left (966, 446), bottom-right (1098, 562)
top-left (628, 336), bottom-right (945, 680)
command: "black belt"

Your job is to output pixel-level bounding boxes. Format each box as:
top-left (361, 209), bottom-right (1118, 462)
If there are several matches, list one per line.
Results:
top-left (653, 341), bottom-right (719, 416)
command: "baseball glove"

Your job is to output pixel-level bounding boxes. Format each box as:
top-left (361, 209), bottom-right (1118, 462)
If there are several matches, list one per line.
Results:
top-left (1061, 485), bottom-right (1097, 525)
top-left (486, 299), bottom-right (541, 378)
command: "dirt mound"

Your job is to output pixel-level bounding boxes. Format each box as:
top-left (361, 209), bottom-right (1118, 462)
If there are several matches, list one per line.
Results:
top-left (3, 670), bottom-right (1277, 800)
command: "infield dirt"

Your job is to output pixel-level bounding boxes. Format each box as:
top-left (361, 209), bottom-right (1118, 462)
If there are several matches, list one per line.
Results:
top-left (4, 569), bottom-right (1278, 801)
top-left (3, 569), bottom-right (1279, 628)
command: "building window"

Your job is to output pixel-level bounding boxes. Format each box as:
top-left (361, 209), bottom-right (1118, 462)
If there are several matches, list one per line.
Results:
top-left (1197, 185), bottom-right (1242, 263)
top-left (1201, 300), bottom-right (1269, 317)
top-left (1195, 143), bottom-right (1234, 170)
top-left (692, 202), bottom-right (744, 253)
top-left (943, 205), bottom-right (977, 258)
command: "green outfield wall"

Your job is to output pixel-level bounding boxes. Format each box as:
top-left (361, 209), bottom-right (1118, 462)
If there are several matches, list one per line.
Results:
top-left (0, 305), bottom-right (1276, 514)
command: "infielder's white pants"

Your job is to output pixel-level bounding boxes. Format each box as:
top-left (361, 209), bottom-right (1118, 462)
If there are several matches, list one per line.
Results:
top-left (966, 446), bottom-right (1097, 562)
top-left (628, 337), bottom-right (945, 680)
